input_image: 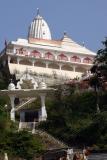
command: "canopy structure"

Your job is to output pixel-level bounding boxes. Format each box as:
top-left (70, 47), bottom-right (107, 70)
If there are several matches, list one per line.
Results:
top-left (0, 81), bottom-right (56, 123)
top-left (0, 88), bottom-right (55, 98)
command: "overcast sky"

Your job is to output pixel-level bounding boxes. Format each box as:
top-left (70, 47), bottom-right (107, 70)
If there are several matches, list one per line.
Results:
top-left (0, 0), bottom-right (107, 52)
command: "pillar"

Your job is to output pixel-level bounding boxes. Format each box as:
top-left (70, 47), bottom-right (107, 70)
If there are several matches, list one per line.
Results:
top-left (46, 62), bottom-right (49, 68)
top-left (8, 56), bottom-right (11, 63)
top-left (41, 52), bottom-right (44, 58)
top-left (59, 64), bottom-right (62, 70)
top-left (32, 60), bottom-right (35, 66)
top-left (39, 94), bottom-right (47, 121)
top-left (55, 55), bottom-right (57, 60)
top-left (18, 111), bottom-right (25, 130)
top-left (81, 57), bottom-right (84, 63)
top-left (17, 58), bottom-right (21, 64)
top-left (68, 56), bottom-right (71, 62)
top-left (9, 95), bottom-right (15, 122)
top-left (73, 66), bottom-right (76, 72)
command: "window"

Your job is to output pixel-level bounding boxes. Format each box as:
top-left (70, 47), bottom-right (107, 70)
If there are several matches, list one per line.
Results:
top-left (45, 52), bottom-right (55, 60)
top-left (57, 53), bottom-right (68, 61)
top-left (83, 57), bottom-right (93, 64)
top-left (30, 50), bottom-right (41, 58)
top-left (71, 56), bottom-right (81, 62)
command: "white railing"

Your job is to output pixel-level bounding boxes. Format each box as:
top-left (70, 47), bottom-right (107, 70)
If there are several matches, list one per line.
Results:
top-left (15, 97), bottom-right (36, 111)
top-left (7, 50), bottom-right (93, 66)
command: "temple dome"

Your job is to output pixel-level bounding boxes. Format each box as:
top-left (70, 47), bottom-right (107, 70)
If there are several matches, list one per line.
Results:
top-left (28, 9), bottom-right (52, 40)
top-left (8, 81), bottom-right (15, 90)
top-left (39, 81), bottom-right (47, 89)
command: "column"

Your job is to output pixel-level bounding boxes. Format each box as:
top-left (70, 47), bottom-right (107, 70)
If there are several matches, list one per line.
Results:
top-left (41, 52), bottom-right (44, 58)
top-left (32, 60), bottom-right (35, 66)
top-left (59, 64), bottom-right (62, 70)
top-left (8, 56), bottom-right (11, 63)
top-left (73, 66), bottom-right (76, 72)
top-left (46, 62), bottom-right (49, 68)
top-left (19, 111), bottom-right (25, 130)
top-left (17, 57), bottom-right (21, 64)
top-left (55, 55), bottom-right (57, 60)
top-left (39, 94), bottom-right (47, 121)
top-left (9, 95), bottom-right (15, 122)
top-left (68, 56), bottom-right (71, 62)
top-left (81, 57), bottom-right (84, 63)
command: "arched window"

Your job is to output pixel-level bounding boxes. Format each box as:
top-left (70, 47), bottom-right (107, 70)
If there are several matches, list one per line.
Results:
top-left (71, 55), bottom-right (81, 62)
top-left (45, 52), bottom-right (55, 60)
top-left (83, 57), bottom-right (93, 64)
top-left (30, 50), bottom-right (41, 58)
top-left (16, 48), bottom-right (28, 56)
top-left (57, 53), bottom-right (68, 61)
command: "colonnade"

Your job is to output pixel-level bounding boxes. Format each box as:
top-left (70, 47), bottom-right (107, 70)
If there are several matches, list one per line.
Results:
top-left (8, 55), bottom-right (88, 73)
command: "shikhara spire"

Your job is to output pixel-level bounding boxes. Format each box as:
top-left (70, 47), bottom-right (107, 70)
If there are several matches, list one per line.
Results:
top-left (28, 8), bottom-right (52, 40)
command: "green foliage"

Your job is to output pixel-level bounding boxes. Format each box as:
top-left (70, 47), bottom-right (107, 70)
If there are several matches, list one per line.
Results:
top-left (39, 86), bottom-right (107, 150)
top-left (6, 131), bottom-right (44, 160)
top-left (0, 71), bottom-right (8, 89)
top-left (91, 38), bottom-right (107, 87)
top-left (0, 96), bottom-right (10, 131)
top-left (0, 96), bottom-right (44, 159)
top-left (75, 112), bottom-right (107, 149)
top-left (0, 131), bottom-right (44, 160)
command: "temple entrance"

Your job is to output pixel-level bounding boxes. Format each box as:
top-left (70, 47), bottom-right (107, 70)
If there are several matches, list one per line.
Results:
top-left (25, 110), bottom-right (38, 122)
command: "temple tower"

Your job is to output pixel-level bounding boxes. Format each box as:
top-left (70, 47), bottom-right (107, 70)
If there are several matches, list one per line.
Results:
top-left (28, 8), bottom-right (52, 40)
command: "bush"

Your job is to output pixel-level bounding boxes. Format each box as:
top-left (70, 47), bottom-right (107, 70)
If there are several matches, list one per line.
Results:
top-left (0, 131), bottom-right (45, 160)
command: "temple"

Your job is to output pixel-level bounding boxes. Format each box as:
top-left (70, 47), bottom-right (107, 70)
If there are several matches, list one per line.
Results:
top-left (0, 9), bottom-right (96, 128)
top-left (0, 9), bottom-right (96, 86)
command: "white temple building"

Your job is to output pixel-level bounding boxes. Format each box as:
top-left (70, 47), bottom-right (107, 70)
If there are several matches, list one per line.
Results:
top-left (0, 9), bottom-right (97, 130)
top-left (0, 9), bottom-right (96, 86)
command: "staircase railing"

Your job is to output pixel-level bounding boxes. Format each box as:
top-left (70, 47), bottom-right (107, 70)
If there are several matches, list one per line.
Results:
top-left (15, 97), bottom-right (36, 111)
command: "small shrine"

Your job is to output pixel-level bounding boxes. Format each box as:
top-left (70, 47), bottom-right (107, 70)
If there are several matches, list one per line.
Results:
top-left (0, 77), bottom-right (55, 130)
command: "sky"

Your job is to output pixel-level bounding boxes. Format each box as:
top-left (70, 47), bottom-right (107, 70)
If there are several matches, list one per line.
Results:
top-left (0, 0), bottom-right (107, 52)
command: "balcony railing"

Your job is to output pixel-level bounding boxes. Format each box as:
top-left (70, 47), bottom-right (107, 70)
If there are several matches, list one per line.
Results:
top-left (7, 49), bottom-right (93, 66)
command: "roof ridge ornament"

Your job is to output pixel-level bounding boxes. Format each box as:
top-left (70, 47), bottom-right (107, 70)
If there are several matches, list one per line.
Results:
top-left (64, 31), bottom-right (67, 37)
top-left (37, 8), bottom-right (40, 16)
top-left (82, 41), bottom-right (85, 47)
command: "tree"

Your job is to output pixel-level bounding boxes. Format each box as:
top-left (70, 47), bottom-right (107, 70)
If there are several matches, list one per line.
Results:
top-left (0, 131), bottom-right (44, 160)
top-left (90, 37), bottom-right (107, 112)
top-left (91, 37), bottom-right (107, 83)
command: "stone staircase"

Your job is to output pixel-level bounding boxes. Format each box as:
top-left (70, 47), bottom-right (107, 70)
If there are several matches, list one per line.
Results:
top-left (33, 129), bottom-right (68, 149)
top-left (88, 153), bottom-right (107, 160)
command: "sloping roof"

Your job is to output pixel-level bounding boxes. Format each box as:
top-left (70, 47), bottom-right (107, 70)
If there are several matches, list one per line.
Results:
top-left (11, 35), bottom-right (96, 56)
